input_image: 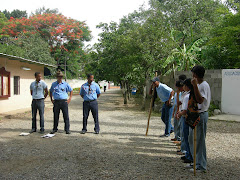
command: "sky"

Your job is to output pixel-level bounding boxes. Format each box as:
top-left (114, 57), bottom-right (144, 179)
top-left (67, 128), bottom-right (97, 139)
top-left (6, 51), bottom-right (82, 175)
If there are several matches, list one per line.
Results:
top-left (1, 0), bottom-right (150, 46)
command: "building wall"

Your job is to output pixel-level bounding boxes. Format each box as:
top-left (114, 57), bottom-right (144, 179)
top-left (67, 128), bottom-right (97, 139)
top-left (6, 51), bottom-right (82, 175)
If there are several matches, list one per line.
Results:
top-left (148, 69), bottom-right (222, 107)
top-left (222, 69), bottom-right (240, 115)
top-left (45, 79), bottom-right (110, 91)
top-left (0, 57), bottom-right (44, 113)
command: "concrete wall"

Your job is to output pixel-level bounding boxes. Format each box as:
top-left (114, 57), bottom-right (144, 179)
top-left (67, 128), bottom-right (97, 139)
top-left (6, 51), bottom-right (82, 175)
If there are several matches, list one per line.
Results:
top-left (0, 57), bottom-right (44, 113)
top-left (149, 69), bottom-right (222, 107)
top-left (222, 69), bottom-right (240, 115)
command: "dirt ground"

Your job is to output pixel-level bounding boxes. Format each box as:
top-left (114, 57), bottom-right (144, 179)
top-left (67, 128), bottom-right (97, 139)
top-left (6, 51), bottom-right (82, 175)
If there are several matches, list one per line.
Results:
top-left (0, 89), bottom-right (239, 179)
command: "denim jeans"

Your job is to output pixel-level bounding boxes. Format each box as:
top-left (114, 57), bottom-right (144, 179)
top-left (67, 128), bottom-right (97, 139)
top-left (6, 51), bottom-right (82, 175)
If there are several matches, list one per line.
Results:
top-left (31, 99), bottom-right (45, 131)
top-left (189, 112), bottom-right (208, 170)
top-left (174, 109), bottom-right (181, 140)
top-left (83, 100), bottom-right (100, 132)
top-left (53, 100), bottom-right (70, 131)
top-left (180, 116), bottom-right (186, 153)
top-left (182, 117), bottom-right (193, 161)
top-left (161, 104), bottom-right (174, 136)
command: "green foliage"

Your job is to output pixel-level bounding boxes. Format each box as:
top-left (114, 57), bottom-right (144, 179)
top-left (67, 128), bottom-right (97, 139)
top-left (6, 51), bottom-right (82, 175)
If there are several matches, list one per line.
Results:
top-left (202, 12), bottom-right (240, 69)
top-left (1, 9), bottom-right (27, 19)
top-left (0, 33), bottom-right (55, 65)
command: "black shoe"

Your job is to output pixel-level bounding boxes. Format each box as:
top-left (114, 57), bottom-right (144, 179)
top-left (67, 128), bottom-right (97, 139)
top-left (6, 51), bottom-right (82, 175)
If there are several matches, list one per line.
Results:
top-left (66, 131), bottom-right (71, 134)
top-left (50, 130), bottom-right (57, 134)
top-left (181, 156), bottom-right (187, 160)
top-left (29, 129), bottom-right (36, 133)
top-left (80, 130), bottom-right (86, 134)
top-left (94, 131), bottom-right (99, 134)
top-left (39, 131), bottom-right (45, 134)
top-left (184, 159), bottom-right (193, 163)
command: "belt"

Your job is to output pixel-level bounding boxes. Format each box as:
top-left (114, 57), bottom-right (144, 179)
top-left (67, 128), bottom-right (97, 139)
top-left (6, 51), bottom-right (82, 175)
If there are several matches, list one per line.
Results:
top-left (85, 99), bottom-right (96, 102)
top-left (199, 111), bottom-right (207, 114)
top-left (33, 98), bottom-right (44, 101)
top-left (54, 99), bottom-right (67, 101)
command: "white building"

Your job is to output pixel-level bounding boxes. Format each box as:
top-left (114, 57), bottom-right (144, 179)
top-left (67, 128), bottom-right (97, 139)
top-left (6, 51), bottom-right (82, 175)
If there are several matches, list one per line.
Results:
top-left (0, 53), bottom-right (56, 113)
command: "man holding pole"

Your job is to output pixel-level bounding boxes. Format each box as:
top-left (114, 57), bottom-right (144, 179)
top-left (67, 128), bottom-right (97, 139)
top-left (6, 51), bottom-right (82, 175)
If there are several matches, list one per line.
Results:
top-left (189, 65), bottom-right (211, 173)
top-left (149, 77), bottom-right (175, 137)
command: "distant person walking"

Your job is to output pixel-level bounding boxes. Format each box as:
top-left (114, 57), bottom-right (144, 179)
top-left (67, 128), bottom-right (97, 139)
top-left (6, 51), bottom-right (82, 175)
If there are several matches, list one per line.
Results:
top-left (104, 82), bottom-right (107, 92)
top-left (29, 72), bottom-right (48, 134)
top-left (50, 70), bottom-right (73, 134)
top-left (80, 74), bottom-right (101, 134)
top-left (149, 77), bottom-right (175, 137)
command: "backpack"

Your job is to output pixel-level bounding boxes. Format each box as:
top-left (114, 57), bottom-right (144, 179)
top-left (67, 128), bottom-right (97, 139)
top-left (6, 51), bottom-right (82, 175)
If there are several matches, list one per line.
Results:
top-left (186, 92), bottom-right (200, 129)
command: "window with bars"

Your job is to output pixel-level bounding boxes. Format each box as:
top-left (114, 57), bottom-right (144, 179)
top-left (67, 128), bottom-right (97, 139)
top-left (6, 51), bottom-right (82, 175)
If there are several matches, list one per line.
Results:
top-left (14, 76), bottom-right (20, 95)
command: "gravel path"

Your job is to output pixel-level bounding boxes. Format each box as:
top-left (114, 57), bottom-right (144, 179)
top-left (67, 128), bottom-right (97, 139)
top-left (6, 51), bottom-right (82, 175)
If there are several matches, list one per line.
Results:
top-left (0, 89), bottom-right (239, 180)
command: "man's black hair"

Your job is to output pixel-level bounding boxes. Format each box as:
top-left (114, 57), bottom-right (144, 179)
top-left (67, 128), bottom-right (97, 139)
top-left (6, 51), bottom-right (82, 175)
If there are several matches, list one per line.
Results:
top-left (179, 74), bottom-right (187, 81)
top-left (183, 78), bottom-right (193, 90)
top-left (175, 80), bottom-right (184, 87)
top-left (87, 73), bottom-right (93, 79)
top-left (191, 65), bottom-right (205, 79)
top-left (35, 72), bottom-right (41, 77)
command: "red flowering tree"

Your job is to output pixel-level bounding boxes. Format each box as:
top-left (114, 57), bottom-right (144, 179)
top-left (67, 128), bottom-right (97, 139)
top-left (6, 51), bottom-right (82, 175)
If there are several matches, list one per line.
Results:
top-left (1, 13), bottom-right (91, 78)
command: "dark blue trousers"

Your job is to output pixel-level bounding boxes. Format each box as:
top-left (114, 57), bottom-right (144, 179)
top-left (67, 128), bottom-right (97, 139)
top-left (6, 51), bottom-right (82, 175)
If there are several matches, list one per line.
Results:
top-left (53, 100), bottom-right (70, 131)
top-left (83, 100), bottom-right (100, 132)
top-left (31, 99), bottom-right (45, 131)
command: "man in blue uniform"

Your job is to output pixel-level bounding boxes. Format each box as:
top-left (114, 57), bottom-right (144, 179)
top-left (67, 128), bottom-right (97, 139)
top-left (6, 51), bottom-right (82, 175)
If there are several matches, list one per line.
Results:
top-left (80, 74), bottom-right (101, 134)
top-left (29, 72), bottom-right (48, 134)
top-left (50, 70), bottom-right (73, 134)
top-left (149, 77), bottom-right (175, 137)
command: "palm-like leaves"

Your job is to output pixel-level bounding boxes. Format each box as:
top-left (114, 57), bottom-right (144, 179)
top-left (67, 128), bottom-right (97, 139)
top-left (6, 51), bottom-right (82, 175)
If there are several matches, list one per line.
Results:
top-left (164, 38), bottom-right (206, 73)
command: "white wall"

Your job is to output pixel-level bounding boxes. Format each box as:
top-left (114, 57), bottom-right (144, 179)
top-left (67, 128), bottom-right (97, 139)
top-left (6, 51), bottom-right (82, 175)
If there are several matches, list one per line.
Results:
top-left (0, 57), bottom-right (44, 113)
top-left (221, 69), bottom-right (240, 115)
top-left (44, 79), bottom-right (110, 91)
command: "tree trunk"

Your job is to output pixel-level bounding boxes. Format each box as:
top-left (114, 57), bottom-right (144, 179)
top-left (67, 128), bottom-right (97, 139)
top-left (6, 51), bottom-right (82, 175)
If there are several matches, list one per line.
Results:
top-left (141, 85), bottom-right (147, 111)
top-left (123, 81), bottom-right (127, 104)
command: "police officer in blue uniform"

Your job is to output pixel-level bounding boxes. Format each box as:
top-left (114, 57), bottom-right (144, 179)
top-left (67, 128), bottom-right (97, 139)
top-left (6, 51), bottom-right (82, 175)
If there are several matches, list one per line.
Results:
top-left (50, 70), bottom-right (73, 134)
top-left (29, 72), bottom-right (48, 134)
top-left (80, 74), bottom-right (101, 134)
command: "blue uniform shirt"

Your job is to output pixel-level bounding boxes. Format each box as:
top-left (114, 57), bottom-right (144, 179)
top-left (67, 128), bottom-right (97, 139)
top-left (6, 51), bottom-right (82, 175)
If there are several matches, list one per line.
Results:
top-left (30, 80), bottom-right (47, 99)
top-left (80, 82), bottom-right (101, 101)
top-left (156, 83), bottom-right (173, 102)
top-left (50, 81), bottom-right (73, 100)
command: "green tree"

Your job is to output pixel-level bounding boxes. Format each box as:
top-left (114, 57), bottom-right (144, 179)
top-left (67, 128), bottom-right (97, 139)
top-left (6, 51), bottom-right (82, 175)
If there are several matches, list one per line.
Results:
top-left (2, 9), bottom-right (27, 19)
top-left (202, 12), bottom-right (240, 69)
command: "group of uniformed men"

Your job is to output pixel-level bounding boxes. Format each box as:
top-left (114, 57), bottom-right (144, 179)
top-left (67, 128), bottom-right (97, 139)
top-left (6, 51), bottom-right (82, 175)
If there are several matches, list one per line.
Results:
top-left (29, 70), bottom-right (101, 135)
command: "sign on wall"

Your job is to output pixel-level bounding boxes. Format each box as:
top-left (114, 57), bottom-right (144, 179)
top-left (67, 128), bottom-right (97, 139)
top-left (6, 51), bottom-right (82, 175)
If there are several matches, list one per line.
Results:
top-left (222, 69), bottom-right (240, 115)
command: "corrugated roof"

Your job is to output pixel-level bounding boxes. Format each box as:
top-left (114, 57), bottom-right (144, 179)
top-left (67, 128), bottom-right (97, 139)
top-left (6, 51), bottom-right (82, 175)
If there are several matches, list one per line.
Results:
top-left (0, 53), bottom-right (57, 68)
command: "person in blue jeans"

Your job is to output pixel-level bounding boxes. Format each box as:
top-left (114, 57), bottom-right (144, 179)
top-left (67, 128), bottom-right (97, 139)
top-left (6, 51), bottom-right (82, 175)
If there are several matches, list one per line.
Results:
top-left (172, 80), bottom-right (183, 142)
top-left (189, 65), bottom-right (211, 172)
top-left (149, 77), bottom-right (174, 137)
top-left (177, 79), bottom-right (193, 163)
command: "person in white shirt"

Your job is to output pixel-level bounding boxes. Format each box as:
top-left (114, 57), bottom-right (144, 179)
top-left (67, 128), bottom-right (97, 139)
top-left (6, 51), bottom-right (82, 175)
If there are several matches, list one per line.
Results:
top-left (177, 79), bottom-right (193, 163)
top-left (189, 65), bottom-right (211, 172)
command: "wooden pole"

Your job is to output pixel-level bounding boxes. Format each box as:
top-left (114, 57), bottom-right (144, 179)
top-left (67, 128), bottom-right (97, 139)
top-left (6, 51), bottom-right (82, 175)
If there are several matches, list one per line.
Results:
top-left (145, 72), bottom-right (157, 136)
top-left (193, 127), bottom-right (197, 176)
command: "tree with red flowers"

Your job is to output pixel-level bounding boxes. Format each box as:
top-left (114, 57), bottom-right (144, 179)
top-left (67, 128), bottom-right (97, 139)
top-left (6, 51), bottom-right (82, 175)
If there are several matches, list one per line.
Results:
top-left (1, 13), bottom-right (91, 78)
